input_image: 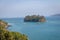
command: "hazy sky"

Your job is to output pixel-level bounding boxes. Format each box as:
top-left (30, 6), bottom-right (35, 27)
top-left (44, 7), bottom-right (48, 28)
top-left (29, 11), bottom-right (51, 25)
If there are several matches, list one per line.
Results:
top-left (0, 0), bottom-right (60, 18)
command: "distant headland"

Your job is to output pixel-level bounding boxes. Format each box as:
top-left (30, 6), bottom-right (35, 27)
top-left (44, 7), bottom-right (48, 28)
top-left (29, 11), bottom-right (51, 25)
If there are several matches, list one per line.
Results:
top-left (52, 14), bottom-right (60, 16)
top-left (24, 15), bottom-right (46, 22)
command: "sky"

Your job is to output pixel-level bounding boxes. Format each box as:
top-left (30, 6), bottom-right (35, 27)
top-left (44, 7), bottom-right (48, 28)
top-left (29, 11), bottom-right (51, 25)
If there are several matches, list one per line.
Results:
top-left (0, 0), bottom-right (60, 18)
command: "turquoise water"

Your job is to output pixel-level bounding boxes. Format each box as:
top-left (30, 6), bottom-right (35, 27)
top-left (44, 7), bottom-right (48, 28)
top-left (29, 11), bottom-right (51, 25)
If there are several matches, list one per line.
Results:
top-left (1, 16), bottom-right (60, 40)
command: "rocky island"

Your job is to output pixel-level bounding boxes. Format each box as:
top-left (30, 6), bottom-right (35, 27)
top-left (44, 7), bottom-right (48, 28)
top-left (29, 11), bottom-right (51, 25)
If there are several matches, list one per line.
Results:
top-left (24, 15), bottom-right (46, 22)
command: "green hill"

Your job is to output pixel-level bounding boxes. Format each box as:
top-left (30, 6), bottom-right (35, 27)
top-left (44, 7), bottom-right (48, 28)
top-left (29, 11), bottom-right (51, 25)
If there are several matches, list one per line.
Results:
top-left (0, 20), bottom-right (28, 40)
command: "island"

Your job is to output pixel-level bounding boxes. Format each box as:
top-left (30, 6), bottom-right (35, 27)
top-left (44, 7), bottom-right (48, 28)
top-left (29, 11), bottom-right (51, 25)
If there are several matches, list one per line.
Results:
top-left (0, 20), bottom-right (28, 40)
top-left (24, 15), bottom-right (46, 22)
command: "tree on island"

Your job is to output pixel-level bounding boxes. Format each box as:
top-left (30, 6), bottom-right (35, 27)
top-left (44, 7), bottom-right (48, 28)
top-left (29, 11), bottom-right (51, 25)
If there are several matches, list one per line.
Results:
top-left (24, 15), bottom-right (46, 22)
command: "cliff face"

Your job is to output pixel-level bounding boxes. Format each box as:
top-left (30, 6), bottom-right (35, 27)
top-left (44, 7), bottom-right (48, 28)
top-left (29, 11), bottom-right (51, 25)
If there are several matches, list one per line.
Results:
top-left (24, 15), bottom-right (46, 22)
top-left (0, 20), bottom-right (8, 28)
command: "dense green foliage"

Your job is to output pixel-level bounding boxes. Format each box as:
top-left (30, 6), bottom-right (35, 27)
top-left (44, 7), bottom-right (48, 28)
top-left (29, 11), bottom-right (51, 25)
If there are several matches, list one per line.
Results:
top-left (0, 20), bottom-right (28, 40)
top-left (24, 15), bottom-right (46, 22)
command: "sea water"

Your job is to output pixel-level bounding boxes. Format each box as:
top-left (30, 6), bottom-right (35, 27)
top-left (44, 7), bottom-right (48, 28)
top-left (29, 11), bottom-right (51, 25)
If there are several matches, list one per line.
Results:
top-left (1, 16), bottom-right (60, 40)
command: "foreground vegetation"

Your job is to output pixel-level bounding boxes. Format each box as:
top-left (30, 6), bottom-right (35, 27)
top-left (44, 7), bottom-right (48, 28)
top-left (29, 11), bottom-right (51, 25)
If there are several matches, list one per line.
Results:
top-left (0, 20), bottom-right (28, 40)
top-left (24, 15), bottom-right (46, 22)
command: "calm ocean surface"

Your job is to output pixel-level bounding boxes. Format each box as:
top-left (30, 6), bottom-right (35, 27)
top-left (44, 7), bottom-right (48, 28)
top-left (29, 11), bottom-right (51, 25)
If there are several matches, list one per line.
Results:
top-left (1, 16), bottom-right (60, 40)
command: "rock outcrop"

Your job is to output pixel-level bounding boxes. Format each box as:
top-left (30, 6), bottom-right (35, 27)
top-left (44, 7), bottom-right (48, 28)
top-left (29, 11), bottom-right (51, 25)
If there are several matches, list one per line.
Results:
top-left (0, 20), bottom-right (8, 28)
top-left (24, 15), bottom-right (46, 22)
